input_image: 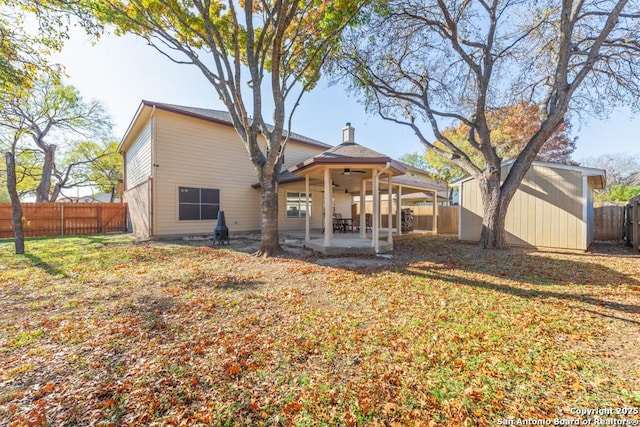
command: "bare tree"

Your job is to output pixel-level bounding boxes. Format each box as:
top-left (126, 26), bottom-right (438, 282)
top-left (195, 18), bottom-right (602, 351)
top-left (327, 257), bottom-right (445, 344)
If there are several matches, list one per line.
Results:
top-left (581, 153), bottom-right (640, 190)
top-left (335, 0), bottom-right (640, 248)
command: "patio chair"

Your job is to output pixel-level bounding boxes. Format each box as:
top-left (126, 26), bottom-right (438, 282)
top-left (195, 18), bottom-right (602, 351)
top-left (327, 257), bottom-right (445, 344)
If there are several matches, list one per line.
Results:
top-left (333, 213), bottom-right (343, 232)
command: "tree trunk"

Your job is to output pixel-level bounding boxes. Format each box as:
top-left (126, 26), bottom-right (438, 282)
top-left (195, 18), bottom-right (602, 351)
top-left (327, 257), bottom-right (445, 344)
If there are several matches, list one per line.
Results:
top-left (50, 182), bottom-right (62, 202)
top-left (6, 152), bottom-right (25, 254)
top-left (36, 145), bottom-right (56, 202)
top-left (254, 170), bottom-right (283, 257)
top-left (478, 172), bottom-right (509, 249)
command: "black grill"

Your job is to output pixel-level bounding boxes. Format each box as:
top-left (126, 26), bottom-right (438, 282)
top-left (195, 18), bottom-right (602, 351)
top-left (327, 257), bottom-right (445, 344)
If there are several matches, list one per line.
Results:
top-left (212, 211), bottom-right (230, 245)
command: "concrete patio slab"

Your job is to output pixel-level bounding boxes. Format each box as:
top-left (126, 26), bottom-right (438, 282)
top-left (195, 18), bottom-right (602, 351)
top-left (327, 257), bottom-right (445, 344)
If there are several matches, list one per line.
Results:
top-left (304, 236), bottom-right (392, 255)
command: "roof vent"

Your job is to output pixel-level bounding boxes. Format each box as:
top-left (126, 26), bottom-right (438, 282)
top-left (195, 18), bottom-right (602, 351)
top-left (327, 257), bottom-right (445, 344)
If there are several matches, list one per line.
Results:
top-left (342, 123), bottom-right (355, 144)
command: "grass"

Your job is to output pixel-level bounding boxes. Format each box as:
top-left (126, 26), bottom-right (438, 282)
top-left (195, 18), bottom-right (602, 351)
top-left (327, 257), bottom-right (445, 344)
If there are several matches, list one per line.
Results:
top-left (0, 234), bottom-right (639, 426)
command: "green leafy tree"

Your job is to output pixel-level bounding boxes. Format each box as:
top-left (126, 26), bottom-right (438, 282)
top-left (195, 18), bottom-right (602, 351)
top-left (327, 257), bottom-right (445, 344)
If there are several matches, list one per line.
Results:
top-left (336, 0), bottom-right (640, 249)
top-left (0, 6), bottom-right (40, 91)
top-left (609, 185), bottom-right (640, 202)
top-left (595, 184), bottom-right (640, 203)
top-left (398, 152), bottom-right (430, 172)
top-left (1, 0), bottom-right (73, 255)
top-left (74, 0), bottom-right (369, 256)
top-left (0, 171), bottom-right (9, 202)
top-left (67, 140), bottom-right (122, 201)
top-left (0, 75), bottom-right (112, 201)
top-left (0, 0), bottom-right (69, 92)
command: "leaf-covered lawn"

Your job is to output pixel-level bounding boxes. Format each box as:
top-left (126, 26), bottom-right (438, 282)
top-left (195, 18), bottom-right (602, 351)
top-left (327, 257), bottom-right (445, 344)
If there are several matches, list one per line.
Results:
top-left (1, 234), bottom-right (639, 426)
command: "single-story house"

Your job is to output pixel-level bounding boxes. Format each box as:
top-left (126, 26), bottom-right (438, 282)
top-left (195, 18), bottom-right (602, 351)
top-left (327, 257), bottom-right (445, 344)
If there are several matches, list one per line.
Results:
top-left (453, 160), bottom-right (606, 250)
top-left (119, 101), bottom-right (445, 253)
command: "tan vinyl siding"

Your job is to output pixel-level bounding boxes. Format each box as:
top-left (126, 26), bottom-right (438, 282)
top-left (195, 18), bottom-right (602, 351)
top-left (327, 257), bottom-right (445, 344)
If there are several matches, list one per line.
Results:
top-left (282, 142), bottom-right (325, 170)
top-left (459, 179), bottom-right (483, 242)
top-left (278, 184), bottom-right (324, 231)
top-left (124, 122), bottom-right (152, 189)
top-left (153, 111), bottom-right (261, 235)
top-left (586, 176), bottom-right (596, 246)
top-left (123, 180), bottom-right (151, 238)
top-left (459, 164), bottom-right (587, 250)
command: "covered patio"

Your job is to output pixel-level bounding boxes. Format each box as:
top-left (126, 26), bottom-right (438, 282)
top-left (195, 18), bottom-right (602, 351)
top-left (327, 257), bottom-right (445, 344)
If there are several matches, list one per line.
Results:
top-left (286, 123), bottom-right (445, 255)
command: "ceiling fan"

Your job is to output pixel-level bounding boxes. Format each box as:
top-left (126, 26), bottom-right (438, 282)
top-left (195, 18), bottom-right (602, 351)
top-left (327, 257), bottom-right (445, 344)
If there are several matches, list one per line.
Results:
top-left (343, 168), bottom-right (366, 175)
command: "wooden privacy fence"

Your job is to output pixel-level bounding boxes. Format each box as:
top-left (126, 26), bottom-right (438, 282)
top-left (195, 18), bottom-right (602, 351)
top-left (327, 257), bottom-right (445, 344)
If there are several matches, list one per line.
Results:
top-left (356, 201), bottom-right (459, 234)
top-left (593, 204), bottom-right (625, 241)
top-left (626, 196), bottom-right (640, 252)
top-left (0, 203), bottom-right (127, 238)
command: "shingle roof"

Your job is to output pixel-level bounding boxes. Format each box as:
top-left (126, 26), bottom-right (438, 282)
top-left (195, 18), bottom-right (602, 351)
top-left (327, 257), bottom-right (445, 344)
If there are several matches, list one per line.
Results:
top-left (142, 100), bottom-right (331, 149)
top-left (314, 142), bottom-right (391, 160)
top-left (288, 140), bottom-right (407, 176)
top-left (251, 171), bottom-right (303, 188)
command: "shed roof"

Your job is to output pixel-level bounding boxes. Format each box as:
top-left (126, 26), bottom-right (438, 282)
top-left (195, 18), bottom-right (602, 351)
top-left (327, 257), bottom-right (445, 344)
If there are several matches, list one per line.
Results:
top-left (451, 159), bottom-right (606, 189)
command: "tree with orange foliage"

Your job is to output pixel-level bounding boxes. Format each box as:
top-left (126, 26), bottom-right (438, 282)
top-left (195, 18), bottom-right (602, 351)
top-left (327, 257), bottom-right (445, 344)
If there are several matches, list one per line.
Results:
top-left (425, 102), bottom-right (577, 182)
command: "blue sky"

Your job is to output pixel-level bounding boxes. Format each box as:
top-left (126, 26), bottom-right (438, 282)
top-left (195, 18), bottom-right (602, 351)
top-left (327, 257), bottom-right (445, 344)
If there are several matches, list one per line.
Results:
top-left (54, 27), bottom-right (640, 163)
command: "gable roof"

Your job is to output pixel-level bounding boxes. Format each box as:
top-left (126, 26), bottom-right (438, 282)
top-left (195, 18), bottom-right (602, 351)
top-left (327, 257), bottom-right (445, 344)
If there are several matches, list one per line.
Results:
top-left (119, 100), bottom-right (331, 153)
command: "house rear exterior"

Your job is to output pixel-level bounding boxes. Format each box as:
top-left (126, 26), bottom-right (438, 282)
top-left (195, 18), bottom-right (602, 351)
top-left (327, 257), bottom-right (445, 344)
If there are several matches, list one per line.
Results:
top-left (120, 101), bottom-right (330, 238)
top-left (455, 160), bottom-right (605, 250)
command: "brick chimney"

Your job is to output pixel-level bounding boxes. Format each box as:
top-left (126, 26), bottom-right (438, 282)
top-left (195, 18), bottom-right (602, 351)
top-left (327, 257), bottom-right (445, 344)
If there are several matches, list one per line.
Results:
top-left (342, 122), bottom-right (355, 144)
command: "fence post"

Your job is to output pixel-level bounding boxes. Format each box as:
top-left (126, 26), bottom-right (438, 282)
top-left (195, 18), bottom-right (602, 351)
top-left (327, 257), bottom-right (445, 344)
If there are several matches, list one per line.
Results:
top-left (61, 204), bottom-right (64, 236)
top-left (97, 204), bottom-right (102, 233)
top-left (634, 201), bottom-right (639, 252)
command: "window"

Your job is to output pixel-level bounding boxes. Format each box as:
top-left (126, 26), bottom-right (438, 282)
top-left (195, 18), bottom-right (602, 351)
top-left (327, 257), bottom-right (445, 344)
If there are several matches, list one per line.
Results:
top-left (179, 187), bottom-right (220, 221)
top-left (286, 192), bottom-right (311, 219)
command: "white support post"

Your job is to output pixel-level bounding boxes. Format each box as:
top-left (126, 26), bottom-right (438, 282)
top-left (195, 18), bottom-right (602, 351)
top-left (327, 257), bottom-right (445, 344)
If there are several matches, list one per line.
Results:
top-left (305, 174), bottom-right (310, 242)
top-left (360, 178), bottom-right (366, 238)
top-left (372, 170), bottom-right (379, 251)
top-left (324, 167), bottom-right (332, 247)
top-left (433, 189), bottom-right (438, 234)
top-left (396, 185), bottom-right (402, 236)
top-left (387, 173), bottom-right (393, 243)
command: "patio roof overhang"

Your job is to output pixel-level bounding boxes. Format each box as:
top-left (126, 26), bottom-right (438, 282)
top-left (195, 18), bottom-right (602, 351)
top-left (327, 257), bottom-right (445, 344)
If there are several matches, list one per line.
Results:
top-left (252, 172), bottom-right (446, 198)
top-left (288, 157), bottom-right (406, 180)
top-left (381, 174), bottom-right (447, 194)
top-left (251, 171), bottom-right (303, 189)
